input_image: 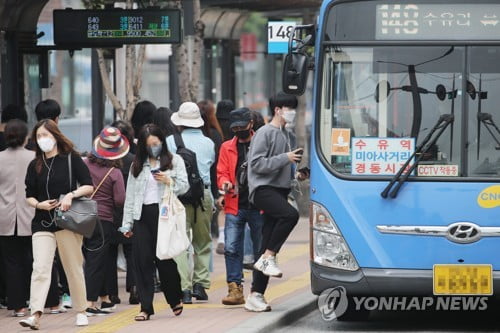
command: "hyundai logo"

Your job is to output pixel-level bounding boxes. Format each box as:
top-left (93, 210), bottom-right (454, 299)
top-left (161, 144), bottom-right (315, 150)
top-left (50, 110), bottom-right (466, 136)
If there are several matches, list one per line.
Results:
top-left (446, 222), bottom-right (482, 244)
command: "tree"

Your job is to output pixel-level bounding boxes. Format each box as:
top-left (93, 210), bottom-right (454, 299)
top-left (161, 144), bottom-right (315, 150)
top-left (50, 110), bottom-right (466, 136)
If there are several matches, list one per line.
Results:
top-left (84, 0), bottom-right (204, 119)
top-left (84, 0), bottom-right (148, 120)
top-left (166, 0), bottom-right (204, 102)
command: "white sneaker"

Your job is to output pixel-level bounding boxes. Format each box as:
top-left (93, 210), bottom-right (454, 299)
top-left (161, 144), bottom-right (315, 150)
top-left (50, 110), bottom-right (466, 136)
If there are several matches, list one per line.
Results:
top-left (19, 315), bottom-right (40, 330)
top-left (244, 292), bottom-right (271, 312)
top-left (76, 313), bottom-right (89, 326)
top-left (253, 255), bottom-right (283, 278)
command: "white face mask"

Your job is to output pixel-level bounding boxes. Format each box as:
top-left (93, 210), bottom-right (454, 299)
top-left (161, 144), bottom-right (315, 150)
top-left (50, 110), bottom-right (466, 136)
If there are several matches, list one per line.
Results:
top-left (37, 137), bottom-right (56, 153)
top-left (282, 109), bottom-right (296, 125)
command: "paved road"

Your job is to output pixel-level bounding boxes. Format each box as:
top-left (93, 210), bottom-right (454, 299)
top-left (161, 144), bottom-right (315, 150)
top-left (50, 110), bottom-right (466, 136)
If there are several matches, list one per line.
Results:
top-left (273, 300), bottom-right (500, 332)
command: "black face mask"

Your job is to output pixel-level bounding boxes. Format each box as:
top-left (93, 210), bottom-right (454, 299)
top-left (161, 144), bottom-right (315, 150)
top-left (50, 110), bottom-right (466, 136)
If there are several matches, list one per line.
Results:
top-left (235, 129), bottom-right (251, 139)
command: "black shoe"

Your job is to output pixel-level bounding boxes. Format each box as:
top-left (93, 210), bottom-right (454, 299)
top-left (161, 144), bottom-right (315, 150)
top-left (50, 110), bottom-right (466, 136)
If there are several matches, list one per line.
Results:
top-left (86, 307), bottom-right (108, 316)
top-left (243, 263), bottom-right (254, 270)
top-left (100, 301), bottom-right (116, 312)
top-left (129, 286), bottom-right (139, 305)
top-left (192, 283), bottom-right (208, 301)
top-left (109, 295), bottom-right (121, 304)
top-left (182, 290), bottom-right (192, 304)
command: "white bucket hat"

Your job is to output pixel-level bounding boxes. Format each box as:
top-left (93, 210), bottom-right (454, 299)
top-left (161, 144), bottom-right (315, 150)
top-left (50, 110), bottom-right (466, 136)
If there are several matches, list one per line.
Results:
top-left (171, 102), bottom-right (204, 128)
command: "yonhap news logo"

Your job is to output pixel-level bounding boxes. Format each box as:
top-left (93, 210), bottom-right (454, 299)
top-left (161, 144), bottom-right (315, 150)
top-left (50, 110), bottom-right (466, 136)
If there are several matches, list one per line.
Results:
top-left (318, 287), bottom-right (489, 321)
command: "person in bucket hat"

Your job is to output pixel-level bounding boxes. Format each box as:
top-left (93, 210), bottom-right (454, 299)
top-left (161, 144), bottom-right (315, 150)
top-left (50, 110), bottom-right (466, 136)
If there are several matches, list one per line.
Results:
top-left (92, 126), bottom-right (130, 160)
top-left (166, 102), bottom-right (215, 304)
top-left (83, 126), bottom-right (128, 316)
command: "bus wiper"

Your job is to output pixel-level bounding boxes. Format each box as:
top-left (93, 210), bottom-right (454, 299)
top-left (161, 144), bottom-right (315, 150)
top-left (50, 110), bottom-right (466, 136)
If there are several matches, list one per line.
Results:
top-left (381, 114), bottom-right (455, 199)
top-left (478, 112), bottom-right (500, 150)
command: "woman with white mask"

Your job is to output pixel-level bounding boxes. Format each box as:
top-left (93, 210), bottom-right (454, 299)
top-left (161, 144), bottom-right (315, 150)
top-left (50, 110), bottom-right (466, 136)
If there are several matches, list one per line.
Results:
top-left (20, 119), bottom-right (94, 330)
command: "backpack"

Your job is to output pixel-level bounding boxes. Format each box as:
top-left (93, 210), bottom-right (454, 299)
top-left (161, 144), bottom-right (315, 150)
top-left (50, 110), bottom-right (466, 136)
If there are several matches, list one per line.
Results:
top-left (174, 133), bottom-right (205, 209)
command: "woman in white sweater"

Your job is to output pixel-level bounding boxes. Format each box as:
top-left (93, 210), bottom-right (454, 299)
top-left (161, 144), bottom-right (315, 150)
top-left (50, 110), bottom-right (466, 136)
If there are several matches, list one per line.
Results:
top-left (121, 124), bottom-right (188, 321)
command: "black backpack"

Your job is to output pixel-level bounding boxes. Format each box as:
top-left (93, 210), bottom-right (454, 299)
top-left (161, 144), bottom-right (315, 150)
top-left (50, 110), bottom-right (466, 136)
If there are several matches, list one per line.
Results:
top-left (174, 133), bottom-right (205, 209)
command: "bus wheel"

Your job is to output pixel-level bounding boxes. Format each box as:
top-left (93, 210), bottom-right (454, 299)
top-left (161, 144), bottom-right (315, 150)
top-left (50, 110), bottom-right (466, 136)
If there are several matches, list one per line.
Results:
top-left (337, 297), bottom-right (370, 321)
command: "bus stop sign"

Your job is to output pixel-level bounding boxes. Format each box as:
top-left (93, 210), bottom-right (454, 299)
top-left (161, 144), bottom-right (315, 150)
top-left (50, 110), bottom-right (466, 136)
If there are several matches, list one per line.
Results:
top-left (53, 8), bottom-right (182, 47)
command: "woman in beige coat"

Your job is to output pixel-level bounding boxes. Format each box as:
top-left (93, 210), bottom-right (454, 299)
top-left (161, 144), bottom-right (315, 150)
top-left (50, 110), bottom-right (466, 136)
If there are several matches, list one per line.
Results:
top-left (0, 119), bottom-right (35, 316)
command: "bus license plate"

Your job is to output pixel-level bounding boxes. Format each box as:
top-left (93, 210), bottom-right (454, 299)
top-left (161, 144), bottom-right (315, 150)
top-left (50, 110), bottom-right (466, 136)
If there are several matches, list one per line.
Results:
top-left (433, 264), bottom-right (492, 295)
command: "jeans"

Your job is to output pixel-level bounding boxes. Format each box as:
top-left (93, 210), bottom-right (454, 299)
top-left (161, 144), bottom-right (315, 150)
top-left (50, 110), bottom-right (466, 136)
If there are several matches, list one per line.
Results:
top-left (224, 209), bottom-right (263, 285)
top-left (243, 224), bottom-right (254, 263)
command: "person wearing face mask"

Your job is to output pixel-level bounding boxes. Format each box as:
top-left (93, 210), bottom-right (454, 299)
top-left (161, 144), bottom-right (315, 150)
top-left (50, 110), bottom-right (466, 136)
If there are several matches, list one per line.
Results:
top-left (216, 108), bottom-right (263, 306)
top-left (120, 124), bottom-right (189, 321)
top-left (244, 92), bottom-right (306, 312)
top-left (20, 119), bottom-right (94, 329)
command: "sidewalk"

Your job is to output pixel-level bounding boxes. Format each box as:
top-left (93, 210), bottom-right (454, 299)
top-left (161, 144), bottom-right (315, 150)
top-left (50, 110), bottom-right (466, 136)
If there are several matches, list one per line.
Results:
top-left (1, 217), bottom-right (311, 333)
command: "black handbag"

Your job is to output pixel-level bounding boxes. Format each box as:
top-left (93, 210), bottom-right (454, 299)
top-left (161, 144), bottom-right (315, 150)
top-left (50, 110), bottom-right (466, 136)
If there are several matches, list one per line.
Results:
top-left (55, 154), bottom-right (112, 239)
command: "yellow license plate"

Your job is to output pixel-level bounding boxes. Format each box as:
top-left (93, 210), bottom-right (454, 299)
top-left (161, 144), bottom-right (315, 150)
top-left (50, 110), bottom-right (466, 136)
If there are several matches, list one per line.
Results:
top-left (433, 264), bottom-right (492, 295)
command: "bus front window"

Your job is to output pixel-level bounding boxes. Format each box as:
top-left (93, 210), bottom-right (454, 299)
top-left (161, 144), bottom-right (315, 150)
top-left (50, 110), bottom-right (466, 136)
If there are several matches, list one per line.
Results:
top-left (320, 46), bottom-right (471, 177)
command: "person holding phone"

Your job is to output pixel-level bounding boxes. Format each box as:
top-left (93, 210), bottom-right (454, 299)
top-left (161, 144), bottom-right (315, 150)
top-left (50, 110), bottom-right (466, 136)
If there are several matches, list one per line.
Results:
top-left (20, 119), bottom-right (94, 330)
top-left (120, 124), bottom-right (188, 321)
top-left (244, 92), bottom-right (302, 312)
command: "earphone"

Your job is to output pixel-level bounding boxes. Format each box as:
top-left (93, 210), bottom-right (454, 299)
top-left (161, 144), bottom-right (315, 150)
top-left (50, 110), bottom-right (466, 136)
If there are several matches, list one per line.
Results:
top-left (41, 154), bottom-right (56, 227)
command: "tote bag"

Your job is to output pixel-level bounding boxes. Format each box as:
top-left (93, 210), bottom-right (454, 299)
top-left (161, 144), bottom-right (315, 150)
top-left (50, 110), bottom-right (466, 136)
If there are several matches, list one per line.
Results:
top-left (156, 185), bottom-right (190, 260)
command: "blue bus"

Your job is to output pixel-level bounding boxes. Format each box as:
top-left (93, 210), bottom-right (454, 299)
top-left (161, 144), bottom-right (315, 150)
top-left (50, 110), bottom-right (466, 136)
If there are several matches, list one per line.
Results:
top-left (284, 0), bottom-right (500, 318)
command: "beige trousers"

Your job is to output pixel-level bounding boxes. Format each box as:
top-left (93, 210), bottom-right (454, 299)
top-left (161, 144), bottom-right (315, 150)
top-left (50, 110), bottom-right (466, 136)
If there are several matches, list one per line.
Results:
top-left (30, 230), bottom-right (87, 315)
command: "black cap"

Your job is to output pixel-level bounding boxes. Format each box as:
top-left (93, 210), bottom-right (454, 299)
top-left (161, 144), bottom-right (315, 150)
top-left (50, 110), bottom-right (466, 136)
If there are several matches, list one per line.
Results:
top-left (229, 107), bottom-right (252, 129)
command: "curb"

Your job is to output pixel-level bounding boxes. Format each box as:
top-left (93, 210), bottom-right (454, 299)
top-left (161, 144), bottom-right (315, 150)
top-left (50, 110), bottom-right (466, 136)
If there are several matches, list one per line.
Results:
top-left (226, 291), bottom-right (317, 333)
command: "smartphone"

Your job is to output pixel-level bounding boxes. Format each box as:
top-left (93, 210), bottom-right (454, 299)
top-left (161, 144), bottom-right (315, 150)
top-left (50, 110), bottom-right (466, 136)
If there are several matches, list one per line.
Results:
top-left (151, 169), bottom-right (160, 174)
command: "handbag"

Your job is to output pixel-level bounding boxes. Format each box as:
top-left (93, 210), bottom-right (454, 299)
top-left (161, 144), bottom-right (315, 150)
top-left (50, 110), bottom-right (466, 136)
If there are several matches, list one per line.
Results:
top-left (55, 154), bottom-right (113, 239)
top-left (156, 184), bottom-right (190, 260)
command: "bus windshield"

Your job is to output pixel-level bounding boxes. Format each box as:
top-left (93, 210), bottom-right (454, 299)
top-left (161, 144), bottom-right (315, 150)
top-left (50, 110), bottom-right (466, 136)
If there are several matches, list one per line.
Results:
top-left (319, 45), bottom-right (500, 178)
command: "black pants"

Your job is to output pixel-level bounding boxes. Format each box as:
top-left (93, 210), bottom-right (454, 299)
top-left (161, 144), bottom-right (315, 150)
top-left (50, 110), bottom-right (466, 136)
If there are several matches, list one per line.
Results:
top-left (83, 220), bottom-right (115, 302)
top-left (251, 186), bottom-right (299, 294)
top-left (133, 204), bottom-right (182, 315)
top-left (0, 235), bottom-right (32, 310)
top-left (108, 232), bottom-right (135, 295)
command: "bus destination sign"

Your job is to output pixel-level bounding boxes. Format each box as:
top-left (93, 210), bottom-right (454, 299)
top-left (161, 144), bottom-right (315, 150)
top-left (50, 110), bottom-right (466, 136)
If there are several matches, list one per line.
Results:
top-left (54, 9), bottom-right (182, 47)
top-left (376, 4), bottom-right (500, 40)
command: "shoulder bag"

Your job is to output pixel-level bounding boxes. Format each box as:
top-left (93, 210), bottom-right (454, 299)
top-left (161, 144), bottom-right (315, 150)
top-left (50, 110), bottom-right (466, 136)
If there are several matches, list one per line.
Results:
top-left (55, 154), bottom-right (113, 239)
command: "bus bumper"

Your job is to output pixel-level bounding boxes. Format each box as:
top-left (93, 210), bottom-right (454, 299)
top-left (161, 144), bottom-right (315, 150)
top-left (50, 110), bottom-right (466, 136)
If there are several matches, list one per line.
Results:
top-left (311, 262), bottom-right (500, 296)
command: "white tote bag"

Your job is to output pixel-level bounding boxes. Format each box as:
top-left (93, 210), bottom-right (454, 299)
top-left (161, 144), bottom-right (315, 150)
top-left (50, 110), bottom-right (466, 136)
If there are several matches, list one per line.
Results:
top-left (156, 185), bottom-right (190, 260)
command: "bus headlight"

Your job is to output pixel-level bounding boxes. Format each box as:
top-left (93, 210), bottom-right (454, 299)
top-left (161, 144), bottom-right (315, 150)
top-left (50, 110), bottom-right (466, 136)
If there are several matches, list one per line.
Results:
top-left (311, 202), bottom-right (359, 271)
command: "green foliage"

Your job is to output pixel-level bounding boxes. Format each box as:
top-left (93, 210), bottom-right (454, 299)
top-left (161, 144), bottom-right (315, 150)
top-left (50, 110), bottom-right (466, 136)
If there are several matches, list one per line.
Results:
top-left (243, 13), bottom-right (267, 44)
top-left (81, 0), bottom-right (106, 9)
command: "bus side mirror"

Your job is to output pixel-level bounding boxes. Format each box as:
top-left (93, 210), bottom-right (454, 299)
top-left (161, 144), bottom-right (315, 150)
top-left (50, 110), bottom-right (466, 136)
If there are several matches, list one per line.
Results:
top-left (283, 52), bottom-right (309, 95)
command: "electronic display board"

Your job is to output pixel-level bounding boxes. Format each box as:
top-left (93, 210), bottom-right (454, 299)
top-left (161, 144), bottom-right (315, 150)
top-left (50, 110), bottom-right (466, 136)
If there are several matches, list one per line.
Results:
top-left (326, 2), bottom-right (500, 42)
top-left (53, 8), bottom-right (182, 47)
top-left (376, 4), bottom-right (500, 40)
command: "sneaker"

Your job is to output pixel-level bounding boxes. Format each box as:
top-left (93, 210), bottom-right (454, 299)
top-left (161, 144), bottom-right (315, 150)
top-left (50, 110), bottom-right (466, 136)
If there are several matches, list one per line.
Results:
top-left (244, 292), bottom-right (271, 312)
top-left (13, 309), bottom-right (26, 317)
top-left (253, 255), bottom-right (283, 278)
top-left (76, 313), bottom-right (89, 326)
top-left (100, 301), bottom-right (116, 312)
top-left (49, 305), bottom-right (67, 314)
top-left (85, 307), bottom-right (108, 316)
top-left (215, 242), bottom-right (225, 255)
top-left (61, 293), bottom-right (72, 308)
top-left (19, 315), bottom-right (40, 330)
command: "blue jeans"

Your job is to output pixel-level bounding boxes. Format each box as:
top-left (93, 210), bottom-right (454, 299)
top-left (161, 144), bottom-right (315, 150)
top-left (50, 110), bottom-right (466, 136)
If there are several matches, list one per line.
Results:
top-left (224, 209), bottom-right (263, 285)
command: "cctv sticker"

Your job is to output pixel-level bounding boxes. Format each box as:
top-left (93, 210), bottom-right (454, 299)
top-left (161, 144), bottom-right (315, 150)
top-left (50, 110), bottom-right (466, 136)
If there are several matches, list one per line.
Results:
top-left (477, 185), bottom-right (500, 208)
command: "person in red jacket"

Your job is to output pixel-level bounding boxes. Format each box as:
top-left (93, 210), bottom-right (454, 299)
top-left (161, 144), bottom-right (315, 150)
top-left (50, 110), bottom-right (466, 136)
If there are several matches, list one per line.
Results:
top-left (217, 108), bottom-right (263, 306)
